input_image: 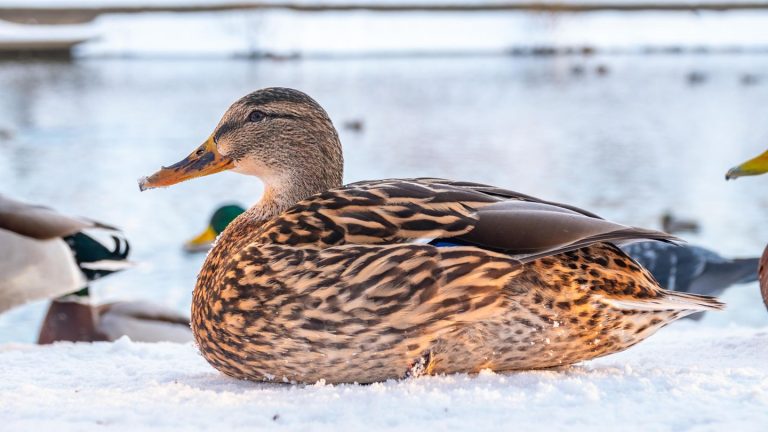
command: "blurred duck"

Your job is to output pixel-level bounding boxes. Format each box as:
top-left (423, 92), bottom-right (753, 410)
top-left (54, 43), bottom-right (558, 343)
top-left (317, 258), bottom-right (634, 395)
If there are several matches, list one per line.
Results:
top-left (184, 204), bottom-right (245, 253)
top-left (660, 211), bottom-right (700, 235)
top-left (621, 242), bottom-right (759, 318)
top-left (0, 194), bottom-right (192, 343)
top-left (139, 87), bottom-right (723, 384)
top-left (724, 149), bottom-right (768, 307)
top-left (725, 149), bottom-right (768, 180)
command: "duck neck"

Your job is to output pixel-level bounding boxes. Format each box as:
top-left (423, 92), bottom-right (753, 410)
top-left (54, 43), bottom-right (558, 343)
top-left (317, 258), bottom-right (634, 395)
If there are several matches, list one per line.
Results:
top-left (221, 167), bottom-right (342, 245)
top-left (252, 173), bottom-right (341, 222)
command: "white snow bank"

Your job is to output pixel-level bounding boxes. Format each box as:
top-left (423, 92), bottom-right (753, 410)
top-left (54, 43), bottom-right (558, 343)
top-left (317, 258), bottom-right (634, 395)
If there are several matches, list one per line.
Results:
top-left (1, 325), bottom-right (766, 431)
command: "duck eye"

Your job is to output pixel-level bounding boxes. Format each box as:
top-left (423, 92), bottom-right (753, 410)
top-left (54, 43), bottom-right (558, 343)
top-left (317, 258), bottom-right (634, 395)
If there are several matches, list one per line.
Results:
top-left (248, 111), bottom-right (266, 122)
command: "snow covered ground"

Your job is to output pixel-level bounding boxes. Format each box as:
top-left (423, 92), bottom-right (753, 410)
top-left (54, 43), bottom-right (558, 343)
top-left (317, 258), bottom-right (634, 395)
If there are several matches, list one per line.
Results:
top-left (1, 324), bottom-right (766, 430)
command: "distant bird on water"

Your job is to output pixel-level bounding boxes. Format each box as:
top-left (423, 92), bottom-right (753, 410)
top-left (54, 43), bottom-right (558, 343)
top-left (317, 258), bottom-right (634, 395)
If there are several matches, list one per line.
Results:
top-left (660, 211), bottom-right (700, 235)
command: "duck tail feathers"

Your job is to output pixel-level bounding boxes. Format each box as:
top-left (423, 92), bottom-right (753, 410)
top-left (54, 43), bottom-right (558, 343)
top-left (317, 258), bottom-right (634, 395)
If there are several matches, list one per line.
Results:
top-left (606, 290), bottom-right (725, 313)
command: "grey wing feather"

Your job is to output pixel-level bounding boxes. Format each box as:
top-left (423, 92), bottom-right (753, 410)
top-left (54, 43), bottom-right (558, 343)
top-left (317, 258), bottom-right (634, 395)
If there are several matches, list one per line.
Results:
top-left (0, 194), bottom-right (117, 240)
top-left (454, 200), bottom-right (677, 263)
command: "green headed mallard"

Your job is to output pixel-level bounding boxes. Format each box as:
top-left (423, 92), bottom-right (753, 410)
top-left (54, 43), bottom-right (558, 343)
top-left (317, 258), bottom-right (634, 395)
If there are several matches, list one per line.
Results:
top-left (0, 195), bottom-right (191, 343)
top-left (139, 87), bottom-right (724, 384)
top-left (184, 204), bottom-right (246, 253)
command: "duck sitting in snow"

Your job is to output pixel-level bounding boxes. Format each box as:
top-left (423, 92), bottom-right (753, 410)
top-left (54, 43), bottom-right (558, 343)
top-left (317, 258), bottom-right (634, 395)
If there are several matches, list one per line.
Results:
top-left (139, 87), bottom-right (723, 384)
top-left (725, 148), bottom-right (768, 308)
top-left (0, 194), bottom-right (192, 343)
top-left (190, 204), bottom-right (759, 314)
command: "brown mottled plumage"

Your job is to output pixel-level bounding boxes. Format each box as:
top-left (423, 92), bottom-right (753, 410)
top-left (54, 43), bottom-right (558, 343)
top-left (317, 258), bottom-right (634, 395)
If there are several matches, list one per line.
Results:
top-left (140, 87), bottom-right (724, 384)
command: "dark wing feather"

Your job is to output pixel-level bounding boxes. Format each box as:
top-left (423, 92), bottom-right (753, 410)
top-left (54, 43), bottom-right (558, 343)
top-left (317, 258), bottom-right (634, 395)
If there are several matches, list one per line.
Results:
top-left (256, 179), bottom-right (674, 262)
top-left (457, 200), bottom-right (676, 263)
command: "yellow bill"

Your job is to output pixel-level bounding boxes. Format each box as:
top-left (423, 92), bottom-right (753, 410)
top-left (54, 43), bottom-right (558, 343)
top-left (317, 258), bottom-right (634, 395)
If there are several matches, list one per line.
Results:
top-left (139, 135), bottom-right (234, 191)
top-left (725, 150), bottom-right (768, 180)
top-left (184, 225), bottom-right (218, 252)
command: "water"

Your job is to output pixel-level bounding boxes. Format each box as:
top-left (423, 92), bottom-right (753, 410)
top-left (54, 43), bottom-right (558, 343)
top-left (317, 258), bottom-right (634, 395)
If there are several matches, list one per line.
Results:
top-left (1, 54), bottom-right (767, 342)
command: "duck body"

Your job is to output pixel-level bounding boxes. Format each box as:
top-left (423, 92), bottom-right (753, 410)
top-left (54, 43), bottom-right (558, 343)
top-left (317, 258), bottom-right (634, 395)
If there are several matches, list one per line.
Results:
top-left (192, 179), bottom-right (721, 384)
top-left (38, 297), bottom-right (193, 344)
top-left (0, 194), bottom-right (192, 343)
top-left (622, 242), bottom-right (759, 296)
top-left (140, 87), bottom-right (723, 384)
top-left (0, 194), bottom-right (128, 314)
top-left (0, 227), bottom-right (85, 313)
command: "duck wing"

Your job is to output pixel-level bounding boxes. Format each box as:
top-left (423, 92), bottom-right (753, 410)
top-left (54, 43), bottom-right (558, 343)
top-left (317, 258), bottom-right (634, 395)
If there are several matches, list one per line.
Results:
top-left (0, 230), bottom-right (86, 314)
top-left (0, 194), bottom-right (116, 240)
top-left (256, 179), bottom-right (676, 262)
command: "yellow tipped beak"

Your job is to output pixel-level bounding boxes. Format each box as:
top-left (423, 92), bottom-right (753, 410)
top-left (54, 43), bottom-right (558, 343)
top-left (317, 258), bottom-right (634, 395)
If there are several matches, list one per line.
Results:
top-left (139, 135), bottom-right (234, 191)
top-left (726, 150), bottom-right (768, 180)
top-left (184, 225), bottom-right (217, 252)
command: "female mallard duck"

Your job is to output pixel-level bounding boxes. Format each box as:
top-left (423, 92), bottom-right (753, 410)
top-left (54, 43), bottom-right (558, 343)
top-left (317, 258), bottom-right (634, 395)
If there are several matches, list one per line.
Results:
top-left (724, 148), bottom-right (768, 308)
top-left (139, 87), bottom-right (723, 384)
top-left (0, 195), bottom-right (192, 343)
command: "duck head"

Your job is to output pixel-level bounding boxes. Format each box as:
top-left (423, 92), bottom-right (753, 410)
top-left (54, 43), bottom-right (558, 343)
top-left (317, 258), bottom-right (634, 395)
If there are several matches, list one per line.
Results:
top-left (725, 149), bottom-right (768, 180)
top-left (184, 204), bottom-right (246, 252)
top-left (139, 88), bottom-right (344, 208)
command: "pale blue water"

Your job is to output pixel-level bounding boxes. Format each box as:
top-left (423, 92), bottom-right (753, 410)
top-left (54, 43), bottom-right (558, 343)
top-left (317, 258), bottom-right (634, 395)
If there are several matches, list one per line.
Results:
top-left (1, 54), bottom-right (767, 342)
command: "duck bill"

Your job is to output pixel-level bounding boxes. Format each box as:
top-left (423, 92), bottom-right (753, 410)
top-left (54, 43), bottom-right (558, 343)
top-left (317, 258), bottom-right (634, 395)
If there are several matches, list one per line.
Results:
top-left (138, 136), bottom-right (234, 191)
top-left (725, 150), bottom-right (768, 180)
top-left (184, 225), bottom-right (217, 252)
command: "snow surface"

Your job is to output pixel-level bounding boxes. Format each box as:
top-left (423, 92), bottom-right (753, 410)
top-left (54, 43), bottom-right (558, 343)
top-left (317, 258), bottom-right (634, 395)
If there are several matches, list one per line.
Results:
top-left (1, 324), bottom-right (766, 431)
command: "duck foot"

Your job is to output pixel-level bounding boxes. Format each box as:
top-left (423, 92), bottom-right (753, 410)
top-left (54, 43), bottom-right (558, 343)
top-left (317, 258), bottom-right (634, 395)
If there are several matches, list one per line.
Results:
top-left (404, 351), bottom-right (434, 379)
